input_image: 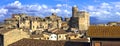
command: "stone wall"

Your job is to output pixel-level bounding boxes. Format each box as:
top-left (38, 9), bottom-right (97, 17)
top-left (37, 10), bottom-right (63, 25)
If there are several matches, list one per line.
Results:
top-left (4, 29), bottom-right (29, 46)
top-left (78, 11), bottom-right (89, 31)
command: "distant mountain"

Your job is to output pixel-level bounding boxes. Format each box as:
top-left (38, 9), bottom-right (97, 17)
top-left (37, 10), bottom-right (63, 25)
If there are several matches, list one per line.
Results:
top-left (90, 17), bottom-right (109, 24)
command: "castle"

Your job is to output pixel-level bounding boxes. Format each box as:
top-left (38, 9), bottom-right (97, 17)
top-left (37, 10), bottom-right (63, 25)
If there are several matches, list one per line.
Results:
top-left (0, 6), bottom-right (90, 46)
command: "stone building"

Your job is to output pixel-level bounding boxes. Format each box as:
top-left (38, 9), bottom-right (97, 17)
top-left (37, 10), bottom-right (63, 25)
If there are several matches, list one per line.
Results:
top-left (0, 6), bottom-right (91, 46)
top-left (107, 22), bottom-right (119, 26)
top-left (61, 22), bottom-right (69, 31)
top-left (4, 18), bottom-right (18, 28)
top-left (0, 28), bottom-right (29, 46)
top-left (69, 6), bottom-right (90, 32)
top-left (45, 13), bottom-right (62, 29)
top-left (3, 6), bottom-right (90, 35)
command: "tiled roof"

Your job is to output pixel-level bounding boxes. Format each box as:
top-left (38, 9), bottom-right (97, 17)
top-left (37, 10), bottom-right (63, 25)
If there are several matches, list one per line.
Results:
top-left (69, 38), bottom-right (89, 42)
top-left (8, 38), bottom-right (90, 46)
top-left (67, 33), bottom-right (78, 36)
top-left (30, 34), bottom-right (43, 38)
top-left (87, 26), bottom-right (120, 38)
top-left (54, 29), bottom-right (67, 34)
top-left (48, 28), bottom-right (67, 34)
top-left (9, 38), bottom-right (65, 46)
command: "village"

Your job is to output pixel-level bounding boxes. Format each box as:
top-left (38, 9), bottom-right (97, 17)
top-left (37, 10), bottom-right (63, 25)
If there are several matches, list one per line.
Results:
top-left (0, 6), bottom-right (120, 46)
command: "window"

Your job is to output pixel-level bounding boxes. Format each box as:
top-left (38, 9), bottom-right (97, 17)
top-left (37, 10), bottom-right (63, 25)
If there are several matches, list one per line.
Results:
top-left (59, 36), bottom-right (61, 38)
top-left (54, 36), bottom-right (56, 38)
top-left (37, 26), bottom-right (39, 29)
top-left (94, 42), bottom-right (101, 46)
top-left (33, 26), bottom-right (34, 28)
top-left (48, 24), bottom-right (52, 28)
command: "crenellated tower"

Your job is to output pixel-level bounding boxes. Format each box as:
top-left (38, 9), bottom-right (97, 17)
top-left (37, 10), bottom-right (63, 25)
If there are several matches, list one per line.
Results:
top-left (69, 6), bottom-right (90, 32)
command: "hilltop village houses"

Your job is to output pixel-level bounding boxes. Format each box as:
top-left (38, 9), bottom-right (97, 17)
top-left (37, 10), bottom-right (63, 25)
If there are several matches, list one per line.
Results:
top-left (0, 6), bottom-right (120, 46)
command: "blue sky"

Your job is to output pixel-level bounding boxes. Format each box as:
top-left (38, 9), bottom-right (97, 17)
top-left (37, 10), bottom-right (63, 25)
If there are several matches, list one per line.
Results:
top-left (0, 0), bottom-right (120, 24)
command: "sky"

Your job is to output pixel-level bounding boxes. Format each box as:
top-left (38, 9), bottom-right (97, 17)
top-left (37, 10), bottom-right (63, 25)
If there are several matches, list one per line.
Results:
top-left (0, 0), bottom-right (120, 24)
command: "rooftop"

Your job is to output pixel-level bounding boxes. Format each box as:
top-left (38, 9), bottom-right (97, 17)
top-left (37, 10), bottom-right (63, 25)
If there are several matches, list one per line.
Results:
top-left (87, 26), bottom-right (120, 38)
top-left (8, 38), bottom-right (90, 46)
top-left (0, 28), bottom-right (15, 35)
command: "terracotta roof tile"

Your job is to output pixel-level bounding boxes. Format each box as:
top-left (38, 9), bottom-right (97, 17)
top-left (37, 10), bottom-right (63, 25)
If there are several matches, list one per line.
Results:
top-left (67, 33), bottom-right (77, 36)
top-left (69, 38), bottom-right (89, 42)
top-left (87, 26), bottom-right (120, 38)
top-left (30, 34), bottom-right (43, 38)
top-left (54, 29), bottom-right (67, 34)
top-left (9, 38), bottom-right (66, 46)
top-left (9, 38), bottom-right (90, 46)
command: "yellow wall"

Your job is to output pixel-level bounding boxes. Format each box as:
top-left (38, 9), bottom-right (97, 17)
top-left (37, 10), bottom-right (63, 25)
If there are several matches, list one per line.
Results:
top-left (31, 21), bottom-right (40, 31)
top-left (58, 34), bottom-right (67, 40)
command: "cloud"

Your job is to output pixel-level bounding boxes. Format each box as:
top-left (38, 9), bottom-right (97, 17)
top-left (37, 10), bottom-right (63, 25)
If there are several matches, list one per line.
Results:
top-left (85, 2), bottom-right (119, 19)
top-left (56, 4), bottom-right (62, 7)
top-left (50, 8), bottom-right (61, 13)
top-left (64, 10), bottom-right (70, 14)
top-left (6, 1), bottom-right (22, 9)
top-left (9, 1), bottom-right (21, 7)
top-left (116, 12), bottom-right (120, 16)
top-left (87, 6), bottom-right (95, 11)
top-left (0, 1), bottom-right (72, 19)
top-left (83, 2), bottom-right (120, 23)
top-left (0, 8), bottom-right (8, 17)
top-left (41, 4), bottom-right (48, 9)
top-left (3, 0), bottom-right (120, 24)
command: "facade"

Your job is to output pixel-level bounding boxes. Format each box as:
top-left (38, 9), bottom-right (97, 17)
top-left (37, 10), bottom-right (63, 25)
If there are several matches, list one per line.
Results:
top-left (57, 34), bottom-right (67, 40)
top-left (0, 28), bottom-right (29, 46)
top-left (55, 29), bottom-right (67, 40)
top-left (4, 13), bottom-right (63, 34)
top-left (49, 34), bottom-right (57, 40)
top-left (41, 33), bottom-right (50, 40)
top-left (67, 33), bottom-right (82, 40)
